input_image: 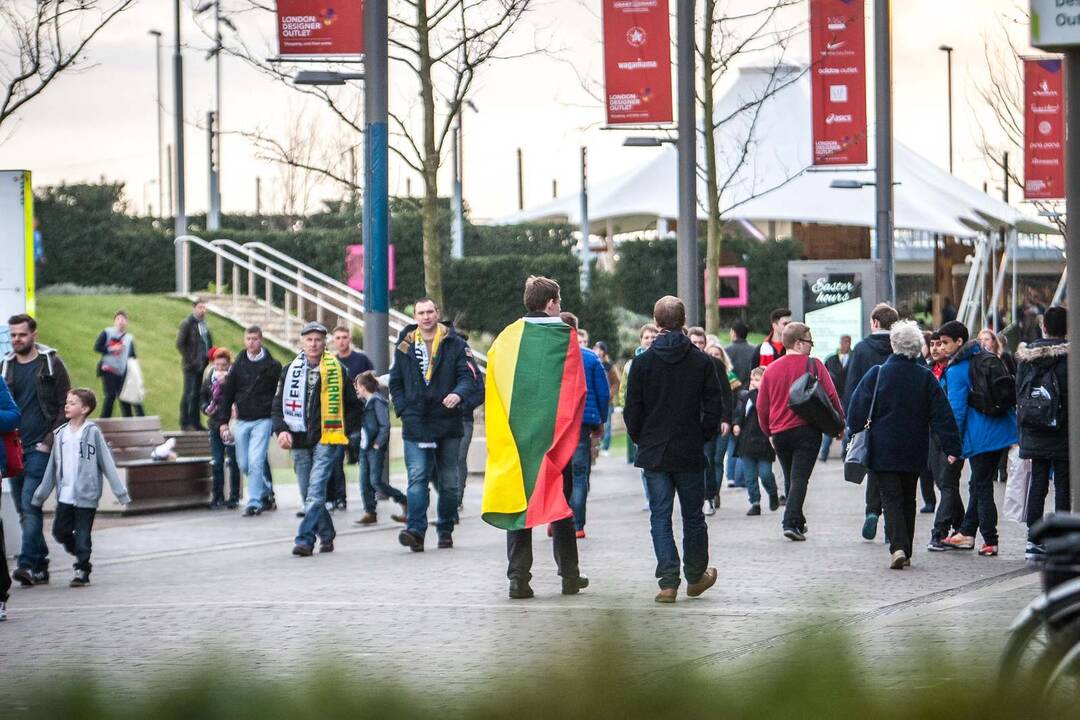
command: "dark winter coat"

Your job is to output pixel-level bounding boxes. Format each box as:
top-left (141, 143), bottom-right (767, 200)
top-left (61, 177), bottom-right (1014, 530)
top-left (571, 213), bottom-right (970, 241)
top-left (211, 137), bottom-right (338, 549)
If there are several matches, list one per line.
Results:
top-left (845, 354), bottom-right (963, 473)
top-left (213, 351), bottom-right (283, 430)
top-left (843, 332), bottom-right (893, 409)
top-left (360, 393), bottom-right (391, 451)
top-left (732, 388), bottom-right (774, 462)
top-left (176, 314), bottom-right (213, 371)
top-left (388, 322), bottom-right (477, 442)
top-left (824, 352), bottom-right (849, 400)
top-left (1015, 339), bottom-right (1069, 460)
top-left (724, 339), bottom-right (756, 389)
top-left (624, 330), bottom-right (723, 472)
top-left (271, 357), bottom-right (363, 449)
top-left (1, 345), bottom-right (71, 450)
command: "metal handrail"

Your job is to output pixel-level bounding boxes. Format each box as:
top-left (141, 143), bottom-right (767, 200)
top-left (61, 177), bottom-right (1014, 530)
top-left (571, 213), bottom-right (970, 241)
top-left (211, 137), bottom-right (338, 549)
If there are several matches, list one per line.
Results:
top-left (175, 235), bottom-right (366, 347)
top-left (242, 241), bottom-right (418, 331)
top-left (176, 234), bottom-right (488, 372)
top-left (240, 240), bottom-right (488, 370)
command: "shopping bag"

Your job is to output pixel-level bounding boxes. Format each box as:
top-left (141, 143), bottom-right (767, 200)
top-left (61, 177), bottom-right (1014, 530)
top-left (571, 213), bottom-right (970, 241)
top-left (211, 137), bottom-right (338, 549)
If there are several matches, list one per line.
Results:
top-left (788, 357), bottom-right (845, 436)
top-left (119, 358), bottom-right (145, 404)
top-left (1003, 446), bottom-right (1030, 524)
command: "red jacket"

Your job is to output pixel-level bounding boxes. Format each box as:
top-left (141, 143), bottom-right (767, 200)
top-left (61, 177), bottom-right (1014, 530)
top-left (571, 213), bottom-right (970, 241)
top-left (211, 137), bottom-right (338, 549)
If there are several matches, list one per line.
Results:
top-left (756, 353), bottom-right (844, 437)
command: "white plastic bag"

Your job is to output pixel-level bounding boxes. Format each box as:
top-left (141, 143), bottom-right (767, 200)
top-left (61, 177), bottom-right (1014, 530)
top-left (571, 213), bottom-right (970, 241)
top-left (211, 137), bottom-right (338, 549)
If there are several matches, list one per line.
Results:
top-left (119, 358), bottom-right (145, 404)
top-left (1003, 446), bottom-right (1030, 524)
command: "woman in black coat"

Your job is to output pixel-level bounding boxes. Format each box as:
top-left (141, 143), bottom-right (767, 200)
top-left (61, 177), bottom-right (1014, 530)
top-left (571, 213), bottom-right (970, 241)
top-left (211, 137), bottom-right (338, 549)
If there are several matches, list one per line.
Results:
top-left (846, 321), bottom-right (963, 570)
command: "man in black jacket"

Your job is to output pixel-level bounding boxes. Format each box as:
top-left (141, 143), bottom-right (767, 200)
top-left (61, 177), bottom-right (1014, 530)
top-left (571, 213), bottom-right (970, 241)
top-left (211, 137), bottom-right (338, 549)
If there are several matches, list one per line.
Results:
top-left (214, 326), bottom-right (282, 516)
top-left (819, 334), bottom-right (851, 462)
top-left (176, 298), bottom-right (213, 431)
top-left (1016, 306), bottom-right (1070, 560)
top-left (843, 303), bottom-right (898, 541)
top-left (272, 322), bottom-right (362, 555)
top-left (625, 296), bottom-right (721, 604)
top-left (4, 314), bottom-right (71, 586)
top-left (389, 298), bottom-right (476, 552)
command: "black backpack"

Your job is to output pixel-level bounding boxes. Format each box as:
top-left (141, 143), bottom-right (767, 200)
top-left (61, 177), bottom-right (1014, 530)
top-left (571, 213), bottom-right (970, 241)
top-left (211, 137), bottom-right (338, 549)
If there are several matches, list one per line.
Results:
top-left (967, 351), bottom-right (1016, 417)
top-left (1016, 364), bottom-right (1062, 429)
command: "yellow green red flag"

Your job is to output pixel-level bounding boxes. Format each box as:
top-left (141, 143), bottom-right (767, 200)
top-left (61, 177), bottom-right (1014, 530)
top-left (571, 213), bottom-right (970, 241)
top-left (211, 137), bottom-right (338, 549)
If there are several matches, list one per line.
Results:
top-left (481, 317), bottom-right (586, 530)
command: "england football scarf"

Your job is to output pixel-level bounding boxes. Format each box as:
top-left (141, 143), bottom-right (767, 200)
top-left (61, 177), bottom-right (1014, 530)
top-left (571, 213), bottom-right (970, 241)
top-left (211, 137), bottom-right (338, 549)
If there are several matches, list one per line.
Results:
top-left (282, 352), bottom-right (348, 445)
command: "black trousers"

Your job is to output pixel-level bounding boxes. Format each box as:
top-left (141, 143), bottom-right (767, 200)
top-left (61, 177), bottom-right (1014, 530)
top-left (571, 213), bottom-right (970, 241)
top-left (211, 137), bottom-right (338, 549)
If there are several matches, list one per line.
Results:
top-left (180, 367), bottom-right (206, 429)
top-left (100, 372), bottom-right (144, 419)
top-left (865, 471), bottom-right (882, 517)
top-left (53, 502), bottom-right (97, 573)
top-left (506, 463), bottom-right (579, 583)
top-left (773, 425), bottom-right (820, 532)
top-left (1026, 457), bottom-right (1071, 537)
top-left (919, 464), bottom-right (937, 508)
top-left (960, 450), bottom-right (1003, 545)
top-left (0, 493), bottom-right (10, 602)
top-left (878, 471), bottom-right (919, 558)
top-left (930, 437), bottom-right (965, 541)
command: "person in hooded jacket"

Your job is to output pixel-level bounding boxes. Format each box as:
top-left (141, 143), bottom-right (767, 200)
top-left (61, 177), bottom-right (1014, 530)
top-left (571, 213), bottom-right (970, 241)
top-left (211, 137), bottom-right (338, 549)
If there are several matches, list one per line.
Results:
top-left (1015, 306), bottom-right (1069, 560)
top-left (843, 303), bottom-right (899, 542)
top-left (388, 298), bottom-right (477, 552)
top-left (845, 321), bottom-right (962, 569)
top-left (625, 296), bottom-right (722, 603)
top-left (0, 377), bottom-right (22, 620)
top-left (937, 321), bottom-right (1019, 556)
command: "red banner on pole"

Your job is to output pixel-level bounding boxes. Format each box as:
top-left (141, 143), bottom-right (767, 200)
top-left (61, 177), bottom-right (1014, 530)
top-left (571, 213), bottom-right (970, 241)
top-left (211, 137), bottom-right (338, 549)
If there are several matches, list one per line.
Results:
top-left (809, 0), bottom-right (867, 165)
top-left (1024, 58), bottom-right (1065, 200)
top-left (276, 0), bottom-right (363, 56)
top-left (602, 0), bottom-right (672, 125)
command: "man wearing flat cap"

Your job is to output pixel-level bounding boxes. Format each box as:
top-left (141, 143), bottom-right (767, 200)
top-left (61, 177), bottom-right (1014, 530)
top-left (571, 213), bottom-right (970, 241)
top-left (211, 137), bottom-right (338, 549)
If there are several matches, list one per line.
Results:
top-left (272, 322), bottom-right (363, 555)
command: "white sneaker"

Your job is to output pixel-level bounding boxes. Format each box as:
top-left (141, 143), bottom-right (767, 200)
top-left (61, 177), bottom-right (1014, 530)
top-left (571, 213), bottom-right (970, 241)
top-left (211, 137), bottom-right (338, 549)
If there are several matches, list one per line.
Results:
top-left (0, 601), bottom-right (7, 621)
top-left (641, 502), bottom-right (650, 511)
top-left (703, 499), bottom-right (716, 516)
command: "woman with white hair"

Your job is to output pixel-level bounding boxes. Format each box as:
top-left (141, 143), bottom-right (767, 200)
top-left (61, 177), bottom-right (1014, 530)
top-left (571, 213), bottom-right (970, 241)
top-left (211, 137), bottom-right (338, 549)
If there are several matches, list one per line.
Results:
top-left (845, 320), bottom-right (963, 570)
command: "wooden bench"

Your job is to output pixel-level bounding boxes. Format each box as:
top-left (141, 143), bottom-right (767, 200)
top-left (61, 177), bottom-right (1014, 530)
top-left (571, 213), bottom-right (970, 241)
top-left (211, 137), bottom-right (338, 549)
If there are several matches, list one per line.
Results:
top-left (95, 417), bottom-right (212, 515)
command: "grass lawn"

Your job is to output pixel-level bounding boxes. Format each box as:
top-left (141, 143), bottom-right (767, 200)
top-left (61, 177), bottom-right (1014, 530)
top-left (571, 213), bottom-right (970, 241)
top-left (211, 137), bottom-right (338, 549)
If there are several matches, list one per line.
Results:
top-left (36, 294), bottom-right (294, 431)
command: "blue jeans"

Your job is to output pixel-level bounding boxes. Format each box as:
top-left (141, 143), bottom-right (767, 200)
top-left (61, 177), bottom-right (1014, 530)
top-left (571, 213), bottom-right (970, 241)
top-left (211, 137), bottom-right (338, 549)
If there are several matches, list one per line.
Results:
top-left (643, 469), bottom-right (709, 590)
top-left (359, 447), bottom-right (406, 512)
top-left (600, 406), bottom-right (613, 451)
top-left (11, 449), bottom-right (51, 572)
top-left (739, 458), bottom-right (779, 505)
top-left (570, 425), bottom-right (596, 531)
top-left (703, 436), bottom-right (724, 499)
top-left (403, 440), bottom-right (460, 538)
top-left (819, 432), bottom-right (850, 460)
top-left (723, 435), bottom-right (739, 483)
top-left (233, 418), bottom-right (272, 510)
top-left (209, 429), bottom-right (241, 503)
top-left (293, 444), bottom-right (341, 547)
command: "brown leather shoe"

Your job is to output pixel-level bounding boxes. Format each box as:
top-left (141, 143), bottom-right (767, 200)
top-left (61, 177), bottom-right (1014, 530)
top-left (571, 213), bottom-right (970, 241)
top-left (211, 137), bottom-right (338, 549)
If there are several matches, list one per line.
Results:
top-left (654, 588), bottom-right (677, 604)
top-left (391, 501), bottom-right (407, 524)
top-left (354, 512), bottom-right (377, 525)
top-left (686, 567), bottom-right (718, 597)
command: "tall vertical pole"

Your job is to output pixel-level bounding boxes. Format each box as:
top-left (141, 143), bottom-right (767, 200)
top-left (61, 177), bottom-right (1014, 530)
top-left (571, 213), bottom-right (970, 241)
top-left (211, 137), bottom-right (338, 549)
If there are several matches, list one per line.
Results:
top-left (207, 111), bottom-right (217, 232)
top-left (552, 179), bottom-right (557, 198)
top-left (1064, 49), bottom-right (1080, 513)
top-left (151, 30), bottom-right (164, 219)
top-left (1004, 152), bottom-right (1018, 326)
top-left (451, 120), bottom-right (464, 259)
top-left (364, 0), bottom-right (390, 374)
top-left (255, 176), bottom-right (261, 216)
top-left (579, 146), bottom-right (590, 294)
top-left (211, 0), bottom-right (222, 228)
top-left (166, 143), bottom-right (174, 218)
top-left (517, 148), bottom-right (524, 210)
top-left (942, 45), bottom-right (953, 173)
top-left (874, 0), bottom-right (895, 303)
top-left (677, 0), bottom-right (698, 325)
top-left (173, 0), bottom-right (187, 293)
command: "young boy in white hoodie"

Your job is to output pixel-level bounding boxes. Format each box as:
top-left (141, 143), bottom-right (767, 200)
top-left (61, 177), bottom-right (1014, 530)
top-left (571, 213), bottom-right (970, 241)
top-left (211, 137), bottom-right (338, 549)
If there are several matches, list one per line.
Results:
top-left (31, 388), bottom-right (131, 587)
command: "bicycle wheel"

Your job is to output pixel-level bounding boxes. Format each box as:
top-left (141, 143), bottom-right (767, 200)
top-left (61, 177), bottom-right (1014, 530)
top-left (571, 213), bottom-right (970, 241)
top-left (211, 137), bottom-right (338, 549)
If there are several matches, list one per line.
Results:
top-left (1000, 580), bottom-right (1080, 688)
top-left (1044, 638), bottom-right (1080, 700)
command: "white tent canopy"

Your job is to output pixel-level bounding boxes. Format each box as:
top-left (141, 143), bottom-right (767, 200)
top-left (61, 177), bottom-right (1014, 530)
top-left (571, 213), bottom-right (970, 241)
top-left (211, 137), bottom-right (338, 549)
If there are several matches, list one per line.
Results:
top-left (494, 66), bottom-right (1057, 238)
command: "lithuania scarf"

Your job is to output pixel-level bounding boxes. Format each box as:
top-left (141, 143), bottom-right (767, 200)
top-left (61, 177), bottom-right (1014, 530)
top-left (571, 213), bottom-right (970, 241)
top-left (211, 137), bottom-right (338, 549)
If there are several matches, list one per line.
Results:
top-left (282, 352), bottom-right (348, 445)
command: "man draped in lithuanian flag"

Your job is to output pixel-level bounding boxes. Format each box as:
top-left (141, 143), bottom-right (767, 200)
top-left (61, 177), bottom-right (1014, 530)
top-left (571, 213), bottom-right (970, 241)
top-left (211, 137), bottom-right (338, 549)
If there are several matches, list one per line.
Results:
top-left (482, 275), bottom-right (590, 600)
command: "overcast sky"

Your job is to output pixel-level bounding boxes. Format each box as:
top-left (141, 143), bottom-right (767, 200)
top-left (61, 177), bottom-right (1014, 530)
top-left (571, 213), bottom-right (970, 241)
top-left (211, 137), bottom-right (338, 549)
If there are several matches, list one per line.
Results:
top-left (0, 0), bottom-right (1034, 221)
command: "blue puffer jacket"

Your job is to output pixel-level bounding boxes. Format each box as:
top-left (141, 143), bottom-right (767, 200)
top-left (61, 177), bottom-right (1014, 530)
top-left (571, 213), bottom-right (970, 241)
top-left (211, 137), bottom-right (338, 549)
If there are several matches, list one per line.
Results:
top-left (581, 347), bottom-right (611, 428)
top-left (942, 341), bottom-right (1018, 458)
top-left (0, 377), bottom-right (22, 473)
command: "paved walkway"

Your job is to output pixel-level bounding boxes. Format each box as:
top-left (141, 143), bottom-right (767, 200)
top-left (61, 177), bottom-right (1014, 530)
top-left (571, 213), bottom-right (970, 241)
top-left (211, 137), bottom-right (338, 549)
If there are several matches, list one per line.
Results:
top-left (0, 450), bottom-right (1039, 692)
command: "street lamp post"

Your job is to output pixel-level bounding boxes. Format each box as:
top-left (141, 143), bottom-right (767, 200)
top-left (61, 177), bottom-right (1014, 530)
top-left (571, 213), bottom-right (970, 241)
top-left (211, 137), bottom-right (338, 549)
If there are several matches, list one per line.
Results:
top-left (939, 45), bottom-right (954, 174)
top-left (677, 0), bottom-right (698, 325)
top-left (874, 0), bottom-right (895, 303)
top-left (196, 0), bottom-right (228, 230)
top-left (364, 0), bottom-right (390, 375)
top-left (173, 0), bottom-right (187, 294)
top-left (149, 30), bottom-right (164, 220)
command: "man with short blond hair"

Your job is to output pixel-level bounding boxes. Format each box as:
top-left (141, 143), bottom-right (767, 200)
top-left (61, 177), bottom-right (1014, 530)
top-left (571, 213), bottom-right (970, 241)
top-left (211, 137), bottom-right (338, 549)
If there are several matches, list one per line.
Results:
top-left (625, 296), bottom-right (721, 603)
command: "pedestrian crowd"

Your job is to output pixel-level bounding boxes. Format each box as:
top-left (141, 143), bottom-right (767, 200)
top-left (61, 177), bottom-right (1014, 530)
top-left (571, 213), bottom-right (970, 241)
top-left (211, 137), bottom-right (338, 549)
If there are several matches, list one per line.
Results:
top-left (0, 281), bottom-right (1070, 619)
